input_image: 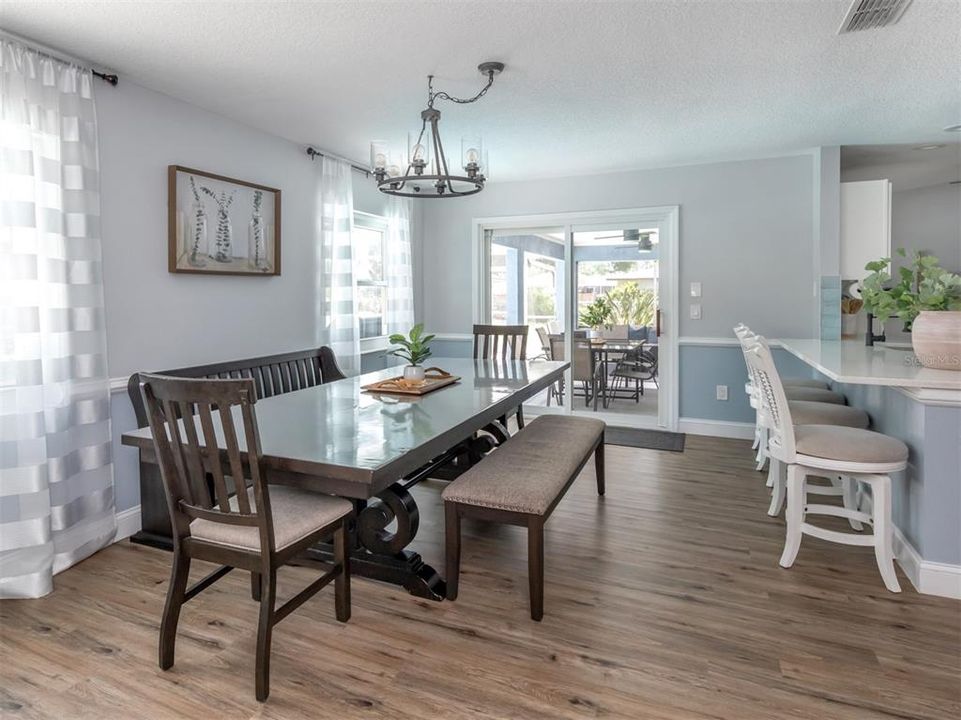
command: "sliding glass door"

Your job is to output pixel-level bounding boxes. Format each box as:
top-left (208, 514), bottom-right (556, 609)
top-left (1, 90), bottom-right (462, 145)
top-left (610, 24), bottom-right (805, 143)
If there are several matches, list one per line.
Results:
top-left (475, 208), bottom-right (677, 429)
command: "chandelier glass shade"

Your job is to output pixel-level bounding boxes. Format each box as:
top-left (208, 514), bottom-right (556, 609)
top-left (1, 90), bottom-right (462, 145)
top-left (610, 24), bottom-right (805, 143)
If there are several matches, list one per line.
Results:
top-left (371, 62), bottom-right (503, 198)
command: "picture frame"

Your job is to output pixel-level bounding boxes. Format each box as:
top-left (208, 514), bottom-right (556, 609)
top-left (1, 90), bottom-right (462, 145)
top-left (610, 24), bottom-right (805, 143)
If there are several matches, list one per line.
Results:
top-left (167, 165), bottom-right (281, 276)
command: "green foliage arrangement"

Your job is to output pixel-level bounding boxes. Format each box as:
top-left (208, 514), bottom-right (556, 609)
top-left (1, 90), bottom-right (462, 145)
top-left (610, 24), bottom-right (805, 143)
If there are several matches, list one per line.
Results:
top-left (579, 296), bottom-right (614, 329)
top-left (862, 249), bottom-right (961, 328)
top-left (388, 323), bottom-right (435, 366)
top-left (606, 284), bottom-right (656, 327)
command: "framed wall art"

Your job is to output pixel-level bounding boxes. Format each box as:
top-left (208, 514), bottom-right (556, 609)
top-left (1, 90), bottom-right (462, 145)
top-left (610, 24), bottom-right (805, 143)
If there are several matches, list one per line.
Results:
top-left (168, 165), bottom-right (281, 276)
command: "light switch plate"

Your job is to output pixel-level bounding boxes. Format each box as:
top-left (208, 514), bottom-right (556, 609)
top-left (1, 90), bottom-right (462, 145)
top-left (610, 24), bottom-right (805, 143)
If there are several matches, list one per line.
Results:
top-left (690, 303), bottom-right (702, 320)
top-left (716, 385), bottom-right (728, 401)
top-left (690, 282), bottom-right (702, 298)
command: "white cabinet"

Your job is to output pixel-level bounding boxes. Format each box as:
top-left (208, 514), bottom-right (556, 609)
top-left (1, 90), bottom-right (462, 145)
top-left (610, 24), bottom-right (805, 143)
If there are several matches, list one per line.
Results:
top-left (840, 179), bottom-right (892, 281)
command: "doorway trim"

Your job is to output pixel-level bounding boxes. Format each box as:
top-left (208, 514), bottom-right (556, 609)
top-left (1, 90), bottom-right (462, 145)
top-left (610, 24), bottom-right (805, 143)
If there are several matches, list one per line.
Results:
top-left (471, 206), bottom-right (680, 430)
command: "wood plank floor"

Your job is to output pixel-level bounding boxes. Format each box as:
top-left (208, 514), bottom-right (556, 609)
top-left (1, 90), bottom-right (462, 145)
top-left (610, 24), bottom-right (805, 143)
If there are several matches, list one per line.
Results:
top-left (2, 435), bottom-right (958, 719)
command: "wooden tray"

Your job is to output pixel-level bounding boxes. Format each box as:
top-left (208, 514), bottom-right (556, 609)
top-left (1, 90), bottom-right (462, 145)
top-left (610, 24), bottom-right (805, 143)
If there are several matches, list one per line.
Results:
top-left (362, 368), bottom-right (460, 396)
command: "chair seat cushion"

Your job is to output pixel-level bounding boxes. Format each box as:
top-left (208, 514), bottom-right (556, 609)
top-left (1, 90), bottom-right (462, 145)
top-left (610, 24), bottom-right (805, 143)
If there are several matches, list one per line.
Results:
top-left (783, 386), bottom-right (845, 404)
top-left (783, 378), bottom-right (830, 389)
top-left (788, 400), bottom-right (869, 429)
top-left (794, 425), bottom-right (908, 465)
top-left (190, 486), bottom-right (352, 551)
top-left (442, 415), bottom-right (604, 515)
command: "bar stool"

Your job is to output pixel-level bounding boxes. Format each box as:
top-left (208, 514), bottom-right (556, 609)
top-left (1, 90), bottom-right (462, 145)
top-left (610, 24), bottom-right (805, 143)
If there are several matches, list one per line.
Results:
top-left (734, 326), bottom-right (847, 471)
top-left (744, 339), bottom-right (908, 592)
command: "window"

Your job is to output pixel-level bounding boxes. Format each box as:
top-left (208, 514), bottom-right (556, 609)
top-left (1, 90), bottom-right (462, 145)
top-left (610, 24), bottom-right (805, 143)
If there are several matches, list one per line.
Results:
top-left (353, 213), bottom-right (388, 341)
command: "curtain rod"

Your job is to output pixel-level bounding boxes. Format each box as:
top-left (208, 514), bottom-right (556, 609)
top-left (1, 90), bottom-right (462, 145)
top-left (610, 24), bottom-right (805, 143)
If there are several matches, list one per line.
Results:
top-left (305, 146), bottom-right (369, 176)
top-left (0, 30), bottom-right (118, 86)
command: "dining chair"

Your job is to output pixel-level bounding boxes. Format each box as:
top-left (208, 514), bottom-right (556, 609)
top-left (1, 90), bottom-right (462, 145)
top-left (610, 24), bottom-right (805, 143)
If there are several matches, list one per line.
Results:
top-left (139, 373), bottom-right (353, 701)
top-left (534, 325), bottom-right (552, 361)
top-left (743, 340), bottom-right (908, 592)
top-left (550, 336), bottom-right (604, 410)
top-left (473, 324), bottom-right (529, 427)
top-left (472, 323), bottom-right (529, 361)
top-left (610, 344), bottom-right (657, 403)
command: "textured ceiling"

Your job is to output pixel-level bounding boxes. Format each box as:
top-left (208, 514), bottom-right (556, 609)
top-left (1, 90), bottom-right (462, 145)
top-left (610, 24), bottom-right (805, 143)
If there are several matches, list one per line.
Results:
top-left (2, 1), bottom-right (959, 181)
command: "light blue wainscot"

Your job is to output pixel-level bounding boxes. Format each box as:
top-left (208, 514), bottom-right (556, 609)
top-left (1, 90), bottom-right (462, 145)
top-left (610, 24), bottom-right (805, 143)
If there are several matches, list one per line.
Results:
top-left (779, 338), bottom-right (961, 599)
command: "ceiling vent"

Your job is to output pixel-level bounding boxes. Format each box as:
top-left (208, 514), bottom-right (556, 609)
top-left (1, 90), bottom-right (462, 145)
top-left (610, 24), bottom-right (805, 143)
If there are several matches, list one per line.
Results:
top-left (838, 0), bottom-right (913, 33)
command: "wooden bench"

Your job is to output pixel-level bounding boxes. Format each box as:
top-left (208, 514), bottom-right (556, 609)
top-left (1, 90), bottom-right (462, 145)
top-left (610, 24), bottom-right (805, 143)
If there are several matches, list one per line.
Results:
top-left (127, 347), bottom-right (346, 548)
top-left (442, 415), bottom-right (605, 620)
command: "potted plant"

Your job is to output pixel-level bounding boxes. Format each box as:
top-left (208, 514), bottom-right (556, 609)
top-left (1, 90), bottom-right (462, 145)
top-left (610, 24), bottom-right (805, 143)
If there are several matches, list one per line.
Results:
top-left (388, 323), bottom-right (435, 381)
top-left (579, 296), bottom-right (613, 338)
top-left (861, 249), bottom-right (961, 370)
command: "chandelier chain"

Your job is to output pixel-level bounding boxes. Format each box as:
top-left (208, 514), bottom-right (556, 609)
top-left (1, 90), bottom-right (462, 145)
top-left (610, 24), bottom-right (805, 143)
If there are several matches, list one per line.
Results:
top-left (427, 70), bottom-right (496, 108)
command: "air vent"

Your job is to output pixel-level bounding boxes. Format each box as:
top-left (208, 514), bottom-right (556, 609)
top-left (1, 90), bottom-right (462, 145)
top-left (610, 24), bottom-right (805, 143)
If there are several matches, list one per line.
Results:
top-left (838, 0), bottom-right (913, 33)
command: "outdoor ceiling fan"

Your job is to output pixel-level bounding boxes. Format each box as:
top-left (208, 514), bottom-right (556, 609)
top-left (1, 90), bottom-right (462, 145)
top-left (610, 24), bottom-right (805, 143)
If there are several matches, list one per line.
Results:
top-left (595, 229), bottom-right (655, 251)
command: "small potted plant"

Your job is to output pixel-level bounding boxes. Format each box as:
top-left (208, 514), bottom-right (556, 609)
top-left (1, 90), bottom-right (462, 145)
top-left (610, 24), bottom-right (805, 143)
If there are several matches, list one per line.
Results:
top-left (579, 296), bottom-right (613, 339)
top-left (388, 323), bottom-right (435, 382)
top-left (861, 249), bottom-right (961, 370)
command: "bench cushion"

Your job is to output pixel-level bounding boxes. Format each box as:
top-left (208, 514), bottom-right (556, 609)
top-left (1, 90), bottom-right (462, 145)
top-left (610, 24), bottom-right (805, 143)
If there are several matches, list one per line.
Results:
top-left (441, 415), bottom-right (605, 515)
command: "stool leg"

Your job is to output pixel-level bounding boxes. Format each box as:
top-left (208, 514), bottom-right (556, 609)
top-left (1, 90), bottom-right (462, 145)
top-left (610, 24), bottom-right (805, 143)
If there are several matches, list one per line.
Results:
top-left (779, 465), bottom-right (805, 569)
top-left (755, 427), bottom-right (768, 471)
top-left (870, 476), bottom-right (901, 593)
top-left (767, 458), bottom-right (785, 517)
top-left (841, 476), bottom-right (863, 531)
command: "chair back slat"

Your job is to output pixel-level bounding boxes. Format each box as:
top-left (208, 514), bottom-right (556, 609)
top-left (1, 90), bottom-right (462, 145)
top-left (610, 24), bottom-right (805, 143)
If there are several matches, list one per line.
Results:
top-left (140, 374), bottom-right (267, 544)
top-left (742, 335), bottom-right (797, 460)
top-left (472, 324), bottom-right (528, 361)
top-left (197, 401), bottom-right (230, 512)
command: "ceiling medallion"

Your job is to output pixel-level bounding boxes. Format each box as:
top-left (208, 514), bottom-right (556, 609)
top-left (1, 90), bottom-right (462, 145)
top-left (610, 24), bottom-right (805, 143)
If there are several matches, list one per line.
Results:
top-left (370, 61), bottom-right (504, 198)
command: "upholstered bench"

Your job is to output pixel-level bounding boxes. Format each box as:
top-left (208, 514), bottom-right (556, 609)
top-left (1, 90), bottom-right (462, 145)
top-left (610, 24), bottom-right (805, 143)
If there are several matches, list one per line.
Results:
top-left (442, 414), bottom-right (605, 620)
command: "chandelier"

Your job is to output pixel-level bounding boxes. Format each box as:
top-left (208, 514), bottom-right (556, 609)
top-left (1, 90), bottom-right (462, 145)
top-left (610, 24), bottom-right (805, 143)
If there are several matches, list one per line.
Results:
top-left (370, 62), bottom-right (504, 198)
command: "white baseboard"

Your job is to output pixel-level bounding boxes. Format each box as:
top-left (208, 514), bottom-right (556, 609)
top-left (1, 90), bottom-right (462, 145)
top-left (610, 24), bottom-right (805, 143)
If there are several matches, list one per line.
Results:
top-left (859, 494), bottom-right (960, 599)
top-left (115, 505), bottom-right (142, 541)
top-left (678, 418), bottom-right (755, 440)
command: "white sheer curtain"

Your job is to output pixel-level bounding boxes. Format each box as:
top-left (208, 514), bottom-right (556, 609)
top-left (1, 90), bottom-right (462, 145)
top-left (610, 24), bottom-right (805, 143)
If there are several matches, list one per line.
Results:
top-left (316, 157), bottom-right (360, 375)
top-left (0, 38), bottom-right (116, 598)
top-left (385, 196), bottom-right (415, 337)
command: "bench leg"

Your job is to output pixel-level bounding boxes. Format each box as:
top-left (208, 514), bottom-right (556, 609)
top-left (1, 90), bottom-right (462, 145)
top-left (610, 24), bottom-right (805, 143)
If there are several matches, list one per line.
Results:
top-left (527, 517), bottom-right (544, 621)
top-left (595, 440), bottom-right (605, 496)
top-left (445, 503), bottom-right (461, 601)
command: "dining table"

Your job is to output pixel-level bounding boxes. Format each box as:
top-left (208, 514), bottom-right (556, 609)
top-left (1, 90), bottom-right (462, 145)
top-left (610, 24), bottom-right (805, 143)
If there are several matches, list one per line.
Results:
top-left (121, 357), bottom-right (568, 600)
top-left (589, 339), bottom-right (645, 408)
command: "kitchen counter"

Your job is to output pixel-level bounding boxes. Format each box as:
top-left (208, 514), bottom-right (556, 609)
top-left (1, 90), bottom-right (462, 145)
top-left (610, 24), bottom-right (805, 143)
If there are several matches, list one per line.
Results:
top-left (777, 338), bottom-right (961, 398)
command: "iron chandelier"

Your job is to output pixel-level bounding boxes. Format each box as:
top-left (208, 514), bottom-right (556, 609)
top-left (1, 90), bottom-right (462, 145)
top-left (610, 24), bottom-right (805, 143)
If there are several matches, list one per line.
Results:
top-left (370, 61), bottom-right (504, 198)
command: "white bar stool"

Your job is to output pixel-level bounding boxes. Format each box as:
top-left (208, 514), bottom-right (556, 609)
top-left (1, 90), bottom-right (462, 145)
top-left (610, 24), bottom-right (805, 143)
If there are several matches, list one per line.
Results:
top-left (744, 339), bottom-right (908, 592)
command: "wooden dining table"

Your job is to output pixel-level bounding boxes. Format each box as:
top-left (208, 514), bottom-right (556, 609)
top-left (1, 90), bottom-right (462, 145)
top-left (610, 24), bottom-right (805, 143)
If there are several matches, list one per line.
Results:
top-left (121, 357), bottom-right (568, 600)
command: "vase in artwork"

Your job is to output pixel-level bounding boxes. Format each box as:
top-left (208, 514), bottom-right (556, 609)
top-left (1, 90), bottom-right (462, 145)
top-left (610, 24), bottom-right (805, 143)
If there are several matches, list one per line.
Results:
top-left (202, 186), bottom-right (235, 263)
top-left (186, 201), bottom-right (208, 267)
top-left (248, 190), bottom-right (269, 271)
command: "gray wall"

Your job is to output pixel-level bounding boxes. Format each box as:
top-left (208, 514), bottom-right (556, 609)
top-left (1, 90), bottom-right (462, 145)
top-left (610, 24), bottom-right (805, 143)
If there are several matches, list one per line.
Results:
top-left (892, 183), bottom-right (961, 273)
top-left (417, 154), bottom-right (819, 423)
top-left (419, 154), bottom-right (818, 339)
top-left (96, 79), bottom-right (410, 511)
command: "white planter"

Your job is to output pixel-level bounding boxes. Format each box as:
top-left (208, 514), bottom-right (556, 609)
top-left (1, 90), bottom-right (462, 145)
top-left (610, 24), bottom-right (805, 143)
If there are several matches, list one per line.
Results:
top-left (911, 311), bottom-right (961, 370)
top-left (403, 365), bottom-right (426, 382)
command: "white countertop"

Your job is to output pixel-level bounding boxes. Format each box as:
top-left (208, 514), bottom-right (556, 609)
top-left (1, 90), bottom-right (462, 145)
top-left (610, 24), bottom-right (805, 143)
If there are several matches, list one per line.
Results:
top-left (777, 338), bottom-right (961, 391)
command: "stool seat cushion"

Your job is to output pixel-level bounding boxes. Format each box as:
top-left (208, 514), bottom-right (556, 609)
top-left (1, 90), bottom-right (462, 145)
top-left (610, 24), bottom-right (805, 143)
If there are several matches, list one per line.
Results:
top-left (190, 486), bottom-right (353, 551)
top-left (794, 425), bottom-right (908, 465)
top-left (784, 386), bottom-right (845, 404)
top-left (788, 400), bottom-right (869, 429)
top-left (442, 415), bottom-right (604, 515)
top-left (783, 378), bottom-right (830, 389)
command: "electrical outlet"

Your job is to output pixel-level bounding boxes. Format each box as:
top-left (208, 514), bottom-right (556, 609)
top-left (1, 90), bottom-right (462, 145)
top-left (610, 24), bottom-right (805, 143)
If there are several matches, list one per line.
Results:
top-left (690, 303), bottom-right (702, 320)
top-left (716, 385), bottom-right (728, 401)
